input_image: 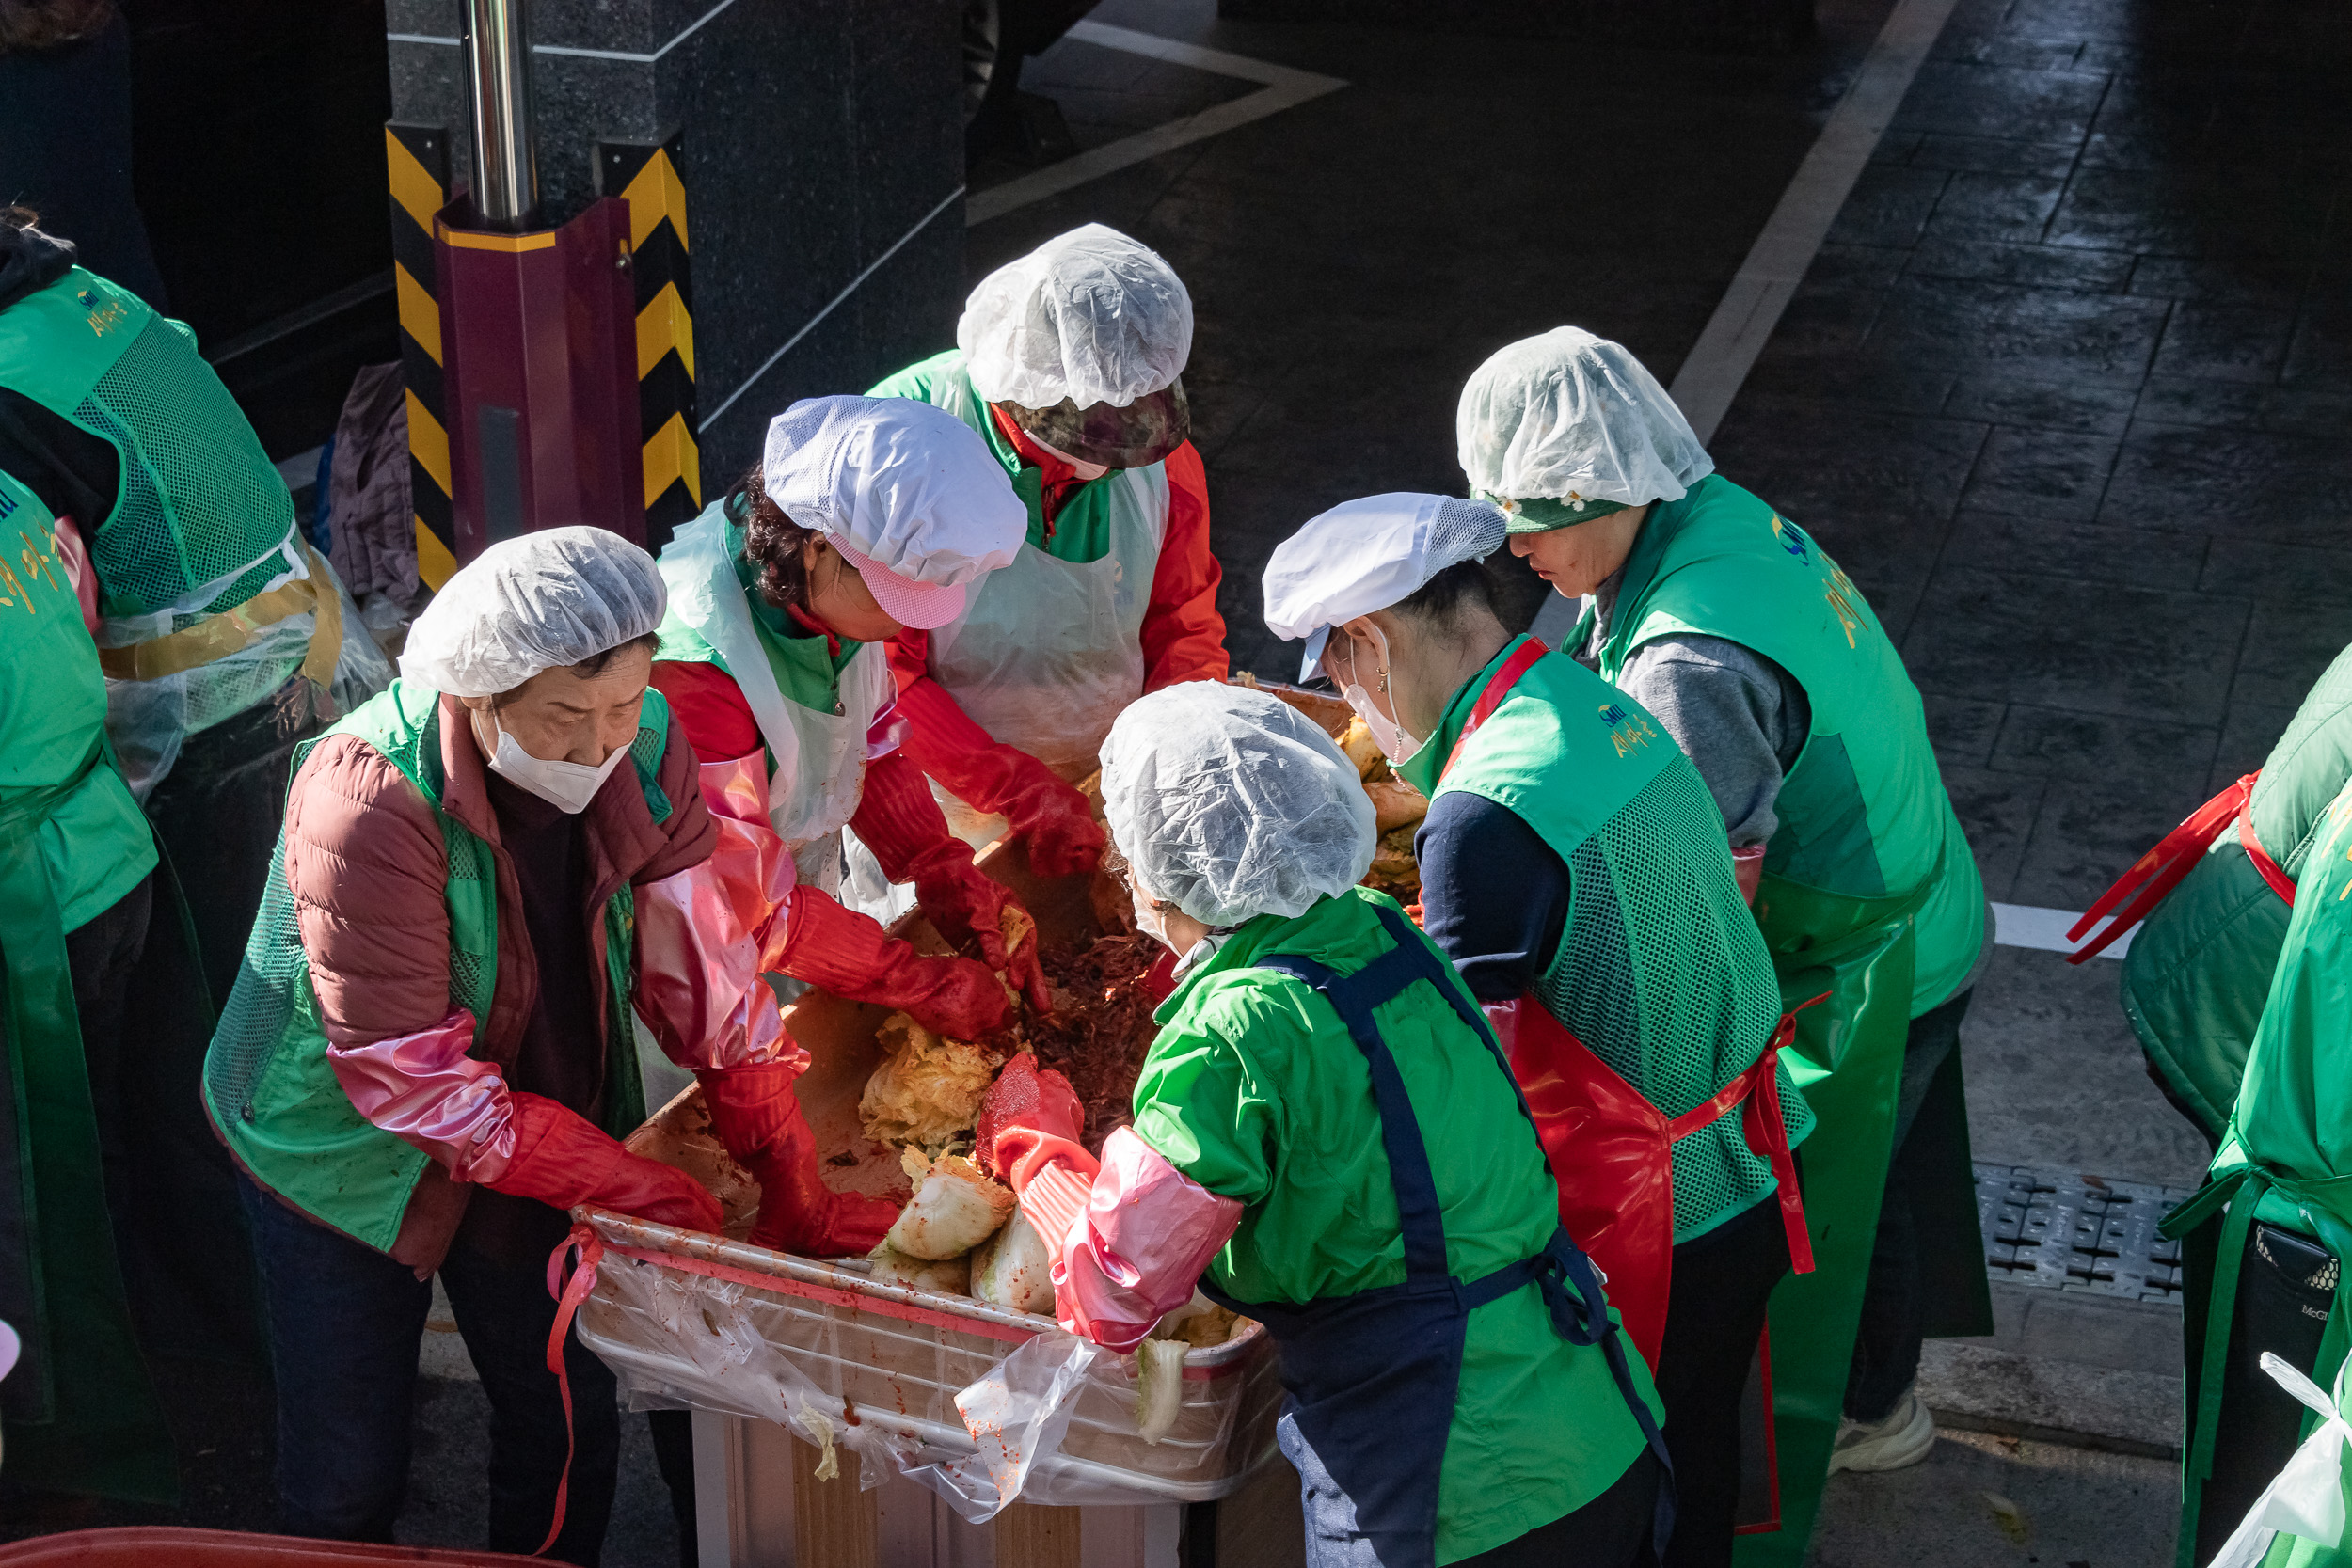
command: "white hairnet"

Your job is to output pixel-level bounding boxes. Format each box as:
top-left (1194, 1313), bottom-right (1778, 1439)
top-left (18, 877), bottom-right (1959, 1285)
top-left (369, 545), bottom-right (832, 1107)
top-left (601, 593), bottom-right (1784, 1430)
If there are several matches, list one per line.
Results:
top-left (763, 395), bottom-right (1025, 587)
top-left (1101, 684), bottom-right (1375, 929)
top-left (1262, 493), bottom-right (1507, 676)
top-left (958, 224), bottom-right (1193, 410)
top-left (1456, 326), bottom-right (1713, 512)
top-left (399, 526), bottom-right (665, 698)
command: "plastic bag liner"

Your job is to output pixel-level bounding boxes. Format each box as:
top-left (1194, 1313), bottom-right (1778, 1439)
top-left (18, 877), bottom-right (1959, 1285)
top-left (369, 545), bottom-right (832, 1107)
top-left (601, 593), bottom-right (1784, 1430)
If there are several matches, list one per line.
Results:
top-left (2208, 1351), bottom-right (2352, 1568)
top-left (571, 1223), bottom-right (1278, 1515)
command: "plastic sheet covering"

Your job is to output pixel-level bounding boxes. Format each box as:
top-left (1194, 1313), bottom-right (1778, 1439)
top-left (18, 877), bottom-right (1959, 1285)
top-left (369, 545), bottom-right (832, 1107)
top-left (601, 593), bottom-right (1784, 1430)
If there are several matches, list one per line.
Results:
top-left (103, 544), bottom-right (392, 800)
top-left (571, 1204), bottom-right (1279, 1517)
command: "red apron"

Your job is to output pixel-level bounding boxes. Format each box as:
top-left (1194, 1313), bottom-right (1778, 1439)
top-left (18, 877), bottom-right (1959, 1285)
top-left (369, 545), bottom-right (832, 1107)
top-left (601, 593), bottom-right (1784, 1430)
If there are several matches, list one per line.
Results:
top-left (2067, 772), bottom-right (2295, 962)
top-left (1439, 641), bottom-right (1816, 1372)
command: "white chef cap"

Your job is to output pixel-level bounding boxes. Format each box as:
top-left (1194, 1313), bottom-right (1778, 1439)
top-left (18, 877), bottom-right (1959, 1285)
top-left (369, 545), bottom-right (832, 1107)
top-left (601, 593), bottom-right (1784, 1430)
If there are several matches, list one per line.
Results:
top-left (1261, 493), bottom-right (1508, 680)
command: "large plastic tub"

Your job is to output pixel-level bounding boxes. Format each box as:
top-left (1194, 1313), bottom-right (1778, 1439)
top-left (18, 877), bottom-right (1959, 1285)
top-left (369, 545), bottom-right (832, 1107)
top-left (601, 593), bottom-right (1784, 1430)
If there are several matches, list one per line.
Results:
top-left (569, 822), bottom-right (1282, 1509)
top-left (0, 1528), bottom-right (544, 1564)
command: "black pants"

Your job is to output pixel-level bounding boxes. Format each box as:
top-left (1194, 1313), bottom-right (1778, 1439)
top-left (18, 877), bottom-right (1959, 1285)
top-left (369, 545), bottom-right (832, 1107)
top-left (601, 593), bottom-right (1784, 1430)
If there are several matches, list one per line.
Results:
top-left (2183, 1220), bottom-right (2334, 1567)
top-left (241, 1180), bottom-right (621, 1565)
top-left (1845, 986), bottom-right (1975, 1422)
top-left (1658, 1193), bottom-right (1792, 1568)
top-left (1454, 1448), bottom-right (1662, 1567)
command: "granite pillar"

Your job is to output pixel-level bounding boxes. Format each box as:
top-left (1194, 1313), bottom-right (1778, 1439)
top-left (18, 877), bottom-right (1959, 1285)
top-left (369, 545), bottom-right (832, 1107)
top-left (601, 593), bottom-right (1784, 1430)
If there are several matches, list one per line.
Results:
top-left (385, 0), bottom-right (964, 494)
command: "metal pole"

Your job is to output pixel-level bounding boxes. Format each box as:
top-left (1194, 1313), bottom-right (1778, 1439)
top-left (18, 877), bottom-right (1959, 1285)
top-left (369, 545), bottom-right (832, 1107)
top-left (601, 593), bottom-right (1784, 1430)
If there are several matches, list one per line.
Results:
top-left (460, 0), bottom-right (540, 230)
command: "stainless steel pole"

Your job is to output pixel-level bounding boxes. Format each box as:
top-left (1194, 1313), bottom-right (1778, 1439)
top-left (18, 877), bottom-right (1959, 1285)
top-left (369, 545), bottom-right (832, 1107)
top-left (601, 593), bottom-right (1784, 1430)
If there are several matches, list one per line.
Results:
top-left (460, 0), bottom-right (540, 230)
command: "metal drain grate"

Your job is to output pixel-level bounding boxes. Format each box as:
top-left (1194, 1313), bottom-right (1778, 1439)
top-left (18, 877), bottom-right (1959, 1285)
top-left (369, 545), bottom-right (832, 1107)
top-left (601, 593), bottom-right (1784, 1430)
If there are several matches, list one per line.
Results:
top-left (1975, 1164), bottom-right (2196, 1305)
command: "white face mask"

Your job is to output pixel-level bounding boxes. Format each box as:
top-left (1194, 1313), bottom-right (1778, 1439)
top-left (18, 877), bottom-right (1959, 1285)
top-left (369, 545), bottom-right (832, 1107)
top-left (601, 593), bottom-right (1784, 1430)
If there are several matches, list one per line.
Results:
top-left (1334, 622), bottom-right (1420, 764)
top-left (486, 722), bottom-right (630, 814)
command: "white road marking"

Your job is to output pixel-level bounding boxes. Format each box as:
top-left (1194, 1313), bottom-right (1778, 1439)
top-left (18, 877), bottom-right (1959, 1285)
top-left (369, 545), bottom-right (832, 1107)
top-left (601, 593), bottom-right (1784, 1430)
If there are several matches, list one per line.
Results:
top-left (965, 23), bottom-right (1346, 227)
top-left (1665, 0), bottom-right (1962, 441)
top-left (1994, 902), bottom-right (2130, 959)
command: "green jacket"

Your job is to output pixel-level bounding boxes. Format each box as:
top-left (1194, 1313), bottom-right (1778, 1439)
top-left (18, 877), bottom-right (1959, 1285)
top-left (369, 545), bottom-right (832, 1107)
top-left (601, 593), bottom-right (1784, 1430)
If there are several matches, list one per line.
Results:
top-left (1131, 888), bottom-right (1658, 1564)
top-left (1586, 475), bottom-right (1983, 1017)
top-left (2122, 643), bottom-right (2352, 1141)
top-left (1403, 636), bottom-right (1807, 1243)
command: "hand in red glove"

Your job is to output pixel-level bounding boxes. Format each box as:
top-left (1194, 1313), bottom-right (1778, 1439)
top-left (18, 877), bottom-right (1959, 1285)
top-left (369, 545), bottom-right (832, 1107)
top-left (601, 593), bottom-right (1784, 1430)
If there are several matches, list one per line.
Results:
top-left (491, 1092), bottom-right (723, 1232)
top-left (773, 885), bottom-right (1017, 1041)
top-left (916, 861), bottom-right (1054, 1015)
top-left (850, 748), bottom-right (1054, 1014)
top-left (976, 1052), bottom-right (1096, 1191)
top-left (698, 1063), bottom-right (898, 1257)
top-left (1006, 770), bottom-right (1107, 879)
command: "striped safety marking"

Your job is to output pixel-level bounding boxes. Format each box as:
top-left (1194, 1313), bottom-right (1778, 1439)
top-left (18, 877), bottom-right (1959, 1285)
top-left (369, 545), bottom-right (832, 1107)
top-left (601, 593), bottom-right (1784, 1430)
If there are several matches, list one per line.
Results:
top-left (599, 135), bottom-right (698, 554)
top-left (386, 122), bottom-right (457, 590)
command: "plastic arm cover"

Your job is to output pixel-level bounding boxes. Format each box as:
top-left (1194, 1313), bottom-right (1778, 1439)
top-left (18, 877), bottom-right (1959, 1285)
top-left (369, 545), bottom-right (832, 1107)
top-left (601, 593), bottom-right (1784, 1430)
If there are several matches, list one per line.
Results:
top-left (633, 752), bottom-right (810, 1072)
top-left (326, 1006), bottom-right (517, 1183)
top-left (1042, 1128), bottom-right (1242, 1354)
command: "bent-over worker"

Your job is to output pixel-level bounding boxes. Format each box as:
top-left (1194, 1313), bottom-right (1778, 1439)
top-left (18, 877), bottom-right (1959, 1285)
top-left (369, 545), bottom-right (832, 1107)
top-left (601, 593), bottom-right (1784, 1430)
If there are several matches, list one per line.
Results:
top-left (1457, 328), bottom-right (1989, 1547)
top-left (870, 223), bottom-right (1226, 866)
top-left (1263, 493), bottom-right (1811, 1568)
top-left (649, 394), bottom-right (1044, 1259)
top-left (202, 530), bottom-right (881, 1562)
top-left (975, 682), bottom-right (1672, 1568)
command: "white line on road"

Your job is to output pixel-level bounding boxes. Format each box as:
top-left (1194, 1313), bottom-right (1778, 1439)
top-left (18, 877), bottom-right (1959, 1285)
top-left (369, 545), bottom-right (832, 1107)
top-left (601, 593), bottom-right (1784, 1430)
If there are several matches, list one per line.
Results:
top-left (965, 23), bottom-right (1345, 227)
top-left (1994, 902), bottom-right (2131, 960)
top-left (1665, 0), bottom-right (1961, 441)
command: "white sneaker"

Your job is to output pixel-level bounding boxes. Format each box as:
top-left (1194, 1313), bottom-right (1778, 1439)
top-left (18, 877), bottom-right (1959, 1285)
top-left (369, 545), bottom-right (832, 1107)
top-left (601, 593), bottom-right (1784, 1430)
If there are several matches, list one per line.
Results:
top-left (1828, 1386), bottom-right (1937, 1473)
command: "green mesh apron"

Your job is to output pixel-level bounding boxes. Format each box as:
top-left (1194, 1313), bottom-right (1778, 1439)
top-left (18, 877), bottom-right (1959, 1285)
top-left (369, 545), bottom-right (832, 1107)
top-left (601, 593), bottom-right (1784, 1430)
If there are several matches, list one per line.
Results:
top-left (2163, 776), bottom-right (2352, 1566)
top-left (1401, 635), bottom-right (1803, 1244)
top-left (1584, 480), bottom-right (1991, 1565)
top-left (2122, 643), bottom-right (2352, 1142)
top-left (0, 266), bottom-right (295, 620)
top-left (0, 476), bottom-right (174, 1503)
top-left (201, 681), bottom-right (668, 1251)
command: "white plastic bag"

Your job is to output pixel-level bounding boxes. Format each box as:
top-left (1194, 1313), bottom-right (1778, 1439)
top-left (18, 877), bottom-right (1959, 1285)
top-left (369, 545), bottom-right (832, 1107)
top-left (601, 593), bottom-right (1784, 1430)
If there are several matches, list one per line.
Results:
top-left (2211, 1352), bottom-right (2352, 1568)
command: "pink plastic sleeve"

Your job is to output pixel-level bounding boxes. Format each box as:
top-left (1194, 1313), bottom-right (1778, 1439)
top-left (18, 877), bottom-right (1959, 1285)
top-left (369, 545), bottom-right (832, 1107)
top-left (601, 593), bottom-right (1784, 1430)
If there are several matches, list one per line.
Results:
top-left (326, 1008), bottom-right (517, 1183)
top-left (1050, 1128), bottom-right (1243, 1353)
top-left (633, 753), bottom-right (810, 1072)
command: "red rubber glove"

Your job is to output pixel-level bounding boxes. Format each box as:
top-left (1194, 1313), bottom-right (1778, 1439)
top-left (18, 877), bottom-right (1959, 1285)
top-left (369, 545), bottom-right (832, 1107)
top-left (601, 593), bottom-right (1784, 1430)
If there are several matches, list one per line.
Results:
top-left (976, 1053), bottom-right (1096, 1191)
top-left (850, 749), bottom-right (1053, 1013)
top-left (490, 1092), bottom-right (723, 1232)
top-left (697, 1063), bottom-right (898, 1257)
top-left (772, 885), bottom-right (1017, 1041)
top-left (1006, 771), bottom-right (1107, 879)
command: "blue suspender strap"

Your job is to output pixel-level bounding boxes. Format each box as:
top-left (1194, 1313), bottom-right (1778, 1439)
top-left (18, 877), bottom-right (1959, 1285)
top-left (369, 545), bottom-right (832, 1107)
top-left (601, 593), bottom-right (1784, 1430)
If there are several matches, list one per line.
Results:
top-left (1253, 942), bottom-right (1454, 1285)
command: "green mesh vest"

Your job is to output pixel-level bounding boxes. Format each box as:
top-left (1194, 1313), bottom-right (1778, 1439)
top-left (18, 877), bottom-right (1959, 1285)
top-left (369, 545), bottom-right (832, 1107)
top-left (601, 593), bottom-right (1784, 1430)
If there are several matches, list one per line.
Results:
top-left (1403, 636), bottom-right (1807, 1242)
top-left (202, 680), bottom-right (667, 1251)
top-left (1588, 476), bottom-right (1984, 1016)
top-left (2122, 642), bottom-right (2352, 1140)
top-left (0, 265), bottom-right (294, 618)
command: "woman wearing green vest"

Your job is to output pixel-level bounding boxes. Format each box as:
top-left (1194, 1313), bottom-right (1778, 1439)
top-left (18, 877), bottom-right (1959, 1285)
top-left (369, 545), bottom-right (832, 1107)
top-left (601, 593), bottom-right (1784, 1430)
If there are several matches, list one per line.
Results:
top-left (2161, 777), bottom-right (2352, 1566)
top-left (0, 466), bottom-right (175, 1505)
top-left (1455, 328), bottom-right (1990, 1552)
top-left (203, 528), bottom-right (928, 1560)
top-left (1263, 494), bottom-right (1813, 1568)
top-left (2069, 641), bottom-right (2352, 1148)
top-left (866, 223), bottom-right (1226, 870)
top-left (976, 681), bottom-right (1670, 1567)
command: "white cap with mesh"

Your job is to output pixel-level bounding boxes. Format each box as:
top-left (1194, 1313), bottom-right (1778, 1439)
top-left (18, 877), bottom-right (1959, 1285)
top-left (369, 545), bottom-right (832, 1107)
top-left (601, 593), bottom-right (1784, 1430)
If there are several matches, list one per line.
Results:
top-left (1101, 683), bottom-right (1376, 928)
top-left (1456, 325), bottom-right (1713, 513)
top-left (1261, 493), bottom-right (1510, 680)
top-left (399, 525), bottom-right (667, 698)
top-left (762, 394), bottom-right (1026, 629)
top-left (958, 224), bottom-right (1193, 410)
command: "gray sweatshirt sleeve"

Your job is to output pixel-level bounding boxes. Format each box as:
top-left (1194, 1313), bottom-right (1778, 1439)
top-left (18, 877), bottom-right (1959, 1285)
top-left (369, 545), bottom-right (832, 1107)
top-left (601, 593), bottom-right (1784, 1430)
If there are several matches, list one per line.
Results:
top-left (1613, 635), bottom-right (1810, 847)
